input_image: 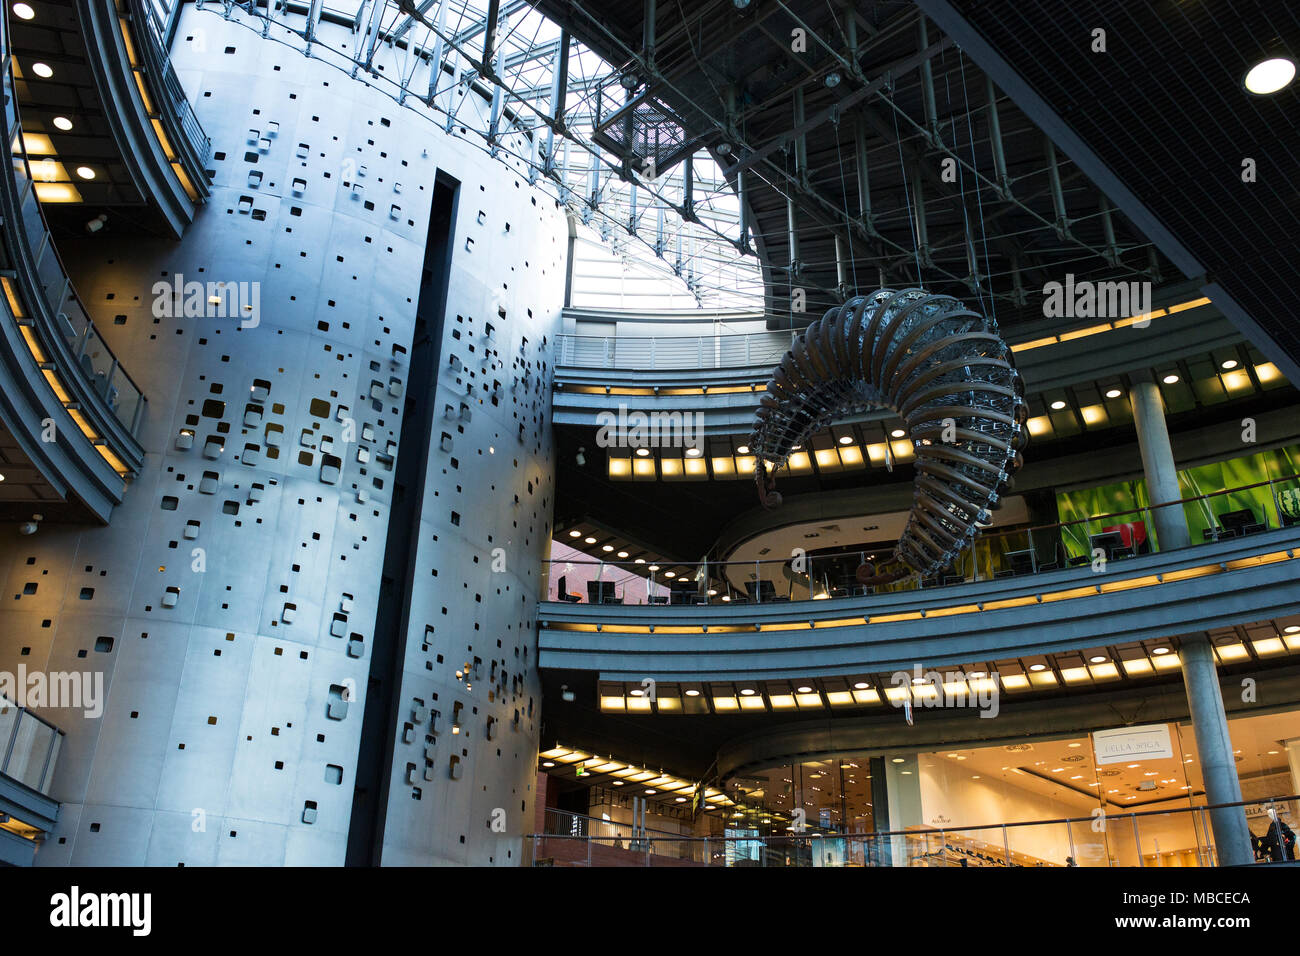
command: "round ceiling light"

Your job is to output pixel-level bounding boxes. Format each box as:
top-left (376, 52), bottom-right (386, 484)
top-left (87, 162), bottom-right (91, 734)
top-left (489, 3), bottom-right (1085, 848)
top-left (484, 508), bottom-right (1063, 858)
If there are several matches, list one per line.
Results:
top-left (568, 530), bottom-right (580, 537)
top-left (635, 447), bottom-right (649, 457)
top-left (583, 536), bottom-right (596, 544)
top-left (736, 445), bottom-right (749, 454)
top-left (838, 435), bottom-right (852, 445)
top-left (1284, 625), bottom-right (1300, 634)
top-left (852, 681), bottom-right (870, 690)
top-left (616, 551), bottom-right (628, 559)
top-left (1244, 57), bottom-right (1296, 95)
top-left (1029, 663), bottom-right (1047, 671)
top-left (1162, 373), bottom-right (1180, 384)
top-left (684, 689), bottom-right (700, 697)
top-left (1105, 388), bottom-right (1123, 399)
top-left (739, 688), bottom-right (755, 696)
top-left (1050, 400), bottom-right (1067, 410)
top-left (52, 116), bottom-right (73, 131)
top-left (685, 447), bottom-right (701, 457)
top-left (1089, 655), bottom-right (1108, 663)
top-left (889, 429), bottom-right (906, 438)
top-left (1221, 359), bottom-right (1238, 369)
top-left (796, 685), bottom-right (813, 693)
top-left (31, 62), bottom-right (52, 78)
top-left (12, 3), bottom-right (35, 20)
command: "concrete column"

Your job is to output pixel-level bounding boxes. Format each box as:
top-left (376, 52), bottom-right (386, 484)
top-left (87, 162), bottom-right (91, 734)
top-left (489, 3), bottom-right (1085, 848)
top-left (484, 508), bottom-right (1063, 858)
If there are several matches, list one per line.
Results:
top-left (1130, 380), bottom-right (1190, 550)
top-left (1180, 634), bottom-right (1253, 866)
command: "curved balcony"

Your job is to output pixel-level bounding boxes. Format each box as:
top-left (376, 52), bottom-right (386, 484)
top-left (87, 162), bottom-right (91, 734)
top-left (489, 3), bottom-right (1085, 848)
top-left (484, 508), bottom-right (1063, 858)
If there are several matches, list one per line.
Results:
top-left (0, 12), bottom-right (145, 520)
top-left (538, 477), bottom-right (1300, 682)
top-left (552, 295), bottom-right (1252, 436)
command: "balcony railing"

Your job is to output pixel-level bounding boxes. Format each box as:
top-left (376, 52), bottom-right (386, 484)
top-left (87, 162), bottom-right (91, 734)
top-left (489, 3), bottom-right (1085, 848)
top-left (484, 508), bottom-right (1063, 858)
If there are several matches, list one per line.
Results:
top-left (543, 474), bottom-right (1300, 605)
top-left (525, 794), bottom-right (1300, 868)
top-left (0, 695), bottom-right (63, 797)
top-left (555, 330), bottom-right (796, 370)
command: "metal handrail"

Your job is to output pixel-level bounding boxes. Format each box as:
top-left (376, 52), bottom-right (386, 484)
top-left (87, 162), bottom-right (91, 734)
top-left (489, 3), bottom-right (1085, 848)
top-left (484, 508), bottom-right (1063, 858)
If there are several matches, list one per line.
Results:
top-left (555, 329), bottom-right (796, 370)
top-left (528, 793), bottom-right (1299, 867)
top-left (542, 472), bottom-right (1300, 602)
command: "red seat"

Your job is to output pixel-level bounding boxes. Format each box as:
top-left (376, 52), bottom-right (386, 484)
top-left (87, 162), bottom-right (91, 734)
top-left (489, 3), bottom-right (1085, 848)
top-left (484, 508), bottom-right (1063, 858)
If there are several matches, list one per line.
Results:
top-left (1101, 520), bottom-right (1146, 550)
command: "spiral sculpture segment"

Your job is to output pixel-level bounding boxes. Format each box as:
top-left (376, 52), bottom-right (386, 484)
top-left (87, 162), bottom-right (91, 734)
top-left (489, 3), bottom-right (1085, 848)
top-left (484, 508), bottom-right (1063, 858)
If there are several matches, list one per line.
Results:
top-left (750, 288), bottom-right (1028, 582)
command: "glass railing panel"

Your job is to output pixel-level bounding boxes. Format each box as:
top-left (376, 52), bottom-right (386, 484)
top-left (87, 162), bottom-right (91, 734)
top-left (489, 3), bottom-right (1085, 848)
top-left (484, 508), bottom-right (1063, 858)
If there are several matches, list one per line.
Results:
top-left (1133, 809), bottom-right (1212, 867)
top-left (4, 710), bottom-right (54, 791)
top-left (1004, 820), bottom-right (1074, 867)
top-left (109, 362), bottom-right (142, 430)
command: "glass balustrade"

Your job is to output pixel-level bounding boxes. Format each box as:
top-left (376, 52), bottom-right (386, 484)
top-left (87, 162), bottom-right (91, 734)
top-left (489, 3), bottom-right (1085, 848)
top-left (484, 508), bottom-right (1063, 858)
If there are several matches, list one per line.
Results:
top-left (541, 474), bottom-right (1300, 606)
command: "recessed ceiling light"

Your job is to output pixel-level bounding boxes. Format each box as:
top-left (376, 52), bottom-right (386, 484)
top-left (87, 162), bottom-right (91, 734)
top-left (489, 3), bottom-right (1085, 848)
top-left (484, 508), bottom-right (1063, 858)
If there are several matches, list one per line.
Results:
top-left (740, 688), bottom-right (755, 696)
top-left (1089, 655), bottom-right (1108, 663)
top-left (1050, 400), bottom-right (1067, 410)
top-left (1152, 646), bottom-right (1171, 655)
top-left (601, 545), bottom-right (613, 552)
top-left (52, 116), bottom-right (73, 131)
top-left (0, 474), bottom-right (5, 482)
top-left (634, 557), bottom-right (645, 564)
top-left (1285, 625), bottom-right (1300, 634)
top-left (685, 689), bottom-right (700, 697)
top-left (583, 536), bottom-right (596, 544)
top-left (663, 571), bottom-right (675, 578)
top-left (644, 788), bottom-right (656, 794)
top-left (629, 688), bottom-right (643, 697)
top-left (685, 447), bottom-right (701, 457)
top-left (1162, 373), bottom-right (1180, 385)
top-left (12, 3), bottom-right (34, 20)
top-left (648, 565), bottom-right (659, 571)
top-left (541, 761), bottom-right (554, 768)
top-left (796, 685), bottom-right (813, 693)
top-left (889, 429), bottom-right (906, 438)
top-left (1105, 387), bottom-right (1122, 399)
top-left (567, 530), bottom-right (580, 538)
top-left (1244, 56), bottom-right (1296, 95)
top-left (891, 757), bottom-right (905, 764)
top-left (838, 435), bottom-right (852, 445)
top-left (1221, 359), bottom-right (1238, 370)
top-left (853, 681), bottom-right (869, 690)
top-left (635, 447), bottom-right (649, 457)
top-left (76, 166), bottom-right (95, 180)
top-left (1029, 663), bottom-right (1047, 671)
top-left (791, 444), bottom-right (802, 450)
top-left (31, 62), bottom-right (52, 78)
top-left (736, 445), bottom-right (749, 454)
top-left (675, 796), bottom-right (687, 802)
top-left (616, 551), bottom-right (628, 559)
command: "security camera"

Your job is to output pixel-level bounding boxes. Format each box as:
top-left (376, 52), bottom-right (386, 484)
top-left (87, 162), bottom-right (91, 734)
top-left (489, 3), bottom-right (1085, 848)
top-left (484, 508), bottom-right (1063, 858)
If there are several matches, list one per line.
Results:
top-left (18, 513), bottom-right (42, 536)
top-left (575, 446), bottom-right (586, 467)
top-left (85, 213), bottom-right (108, 234)
top-left (561, 684), bottom-right (576, 703)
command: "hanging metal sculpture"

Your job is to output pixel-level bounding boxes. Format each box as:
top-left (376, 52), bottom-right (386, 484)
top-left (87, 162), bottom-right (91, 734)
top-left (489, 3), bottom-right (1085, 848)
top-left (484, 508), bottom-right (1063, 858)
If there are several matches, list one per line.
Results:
top-left (750, 288), bottom-right (1028, 584)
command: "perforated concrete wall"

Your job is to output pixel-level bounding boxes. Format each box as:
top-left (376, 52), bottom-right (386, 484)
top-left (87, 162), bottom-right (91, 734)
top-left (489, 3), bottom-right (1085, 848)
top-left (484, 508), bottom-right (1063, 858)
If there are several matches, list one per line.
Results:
top-left (0, 8), bottom-right (565, 865)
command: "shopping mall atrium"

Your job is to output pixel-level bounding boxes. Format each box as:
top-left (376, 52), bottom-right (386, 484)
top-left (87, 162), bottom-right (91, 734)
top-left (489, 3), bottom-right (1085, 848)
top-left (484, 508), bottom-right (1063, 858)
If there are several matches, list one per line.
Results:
top-left (0, 0), bottom-right (1295, 871)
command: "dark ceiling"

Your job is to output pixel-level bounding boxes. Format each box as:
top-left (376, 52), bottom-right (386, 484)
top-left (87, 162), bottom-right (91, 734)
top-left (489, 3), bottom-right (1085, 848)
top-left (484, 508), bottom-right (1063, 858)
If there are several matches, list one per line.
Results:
top-left (537, 0), bottom-right (1178, 331)
top-left (920, 0), bottom-right (1300, 384)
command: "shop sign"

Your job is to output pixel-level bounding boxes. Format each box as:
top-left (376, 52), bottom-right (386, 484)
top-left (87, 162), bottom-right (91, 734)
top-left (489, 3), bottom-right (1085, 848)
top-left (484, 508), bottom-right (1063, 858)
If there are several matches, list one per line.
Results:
top-left (1093, 724), bottom-right (1174, 765)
